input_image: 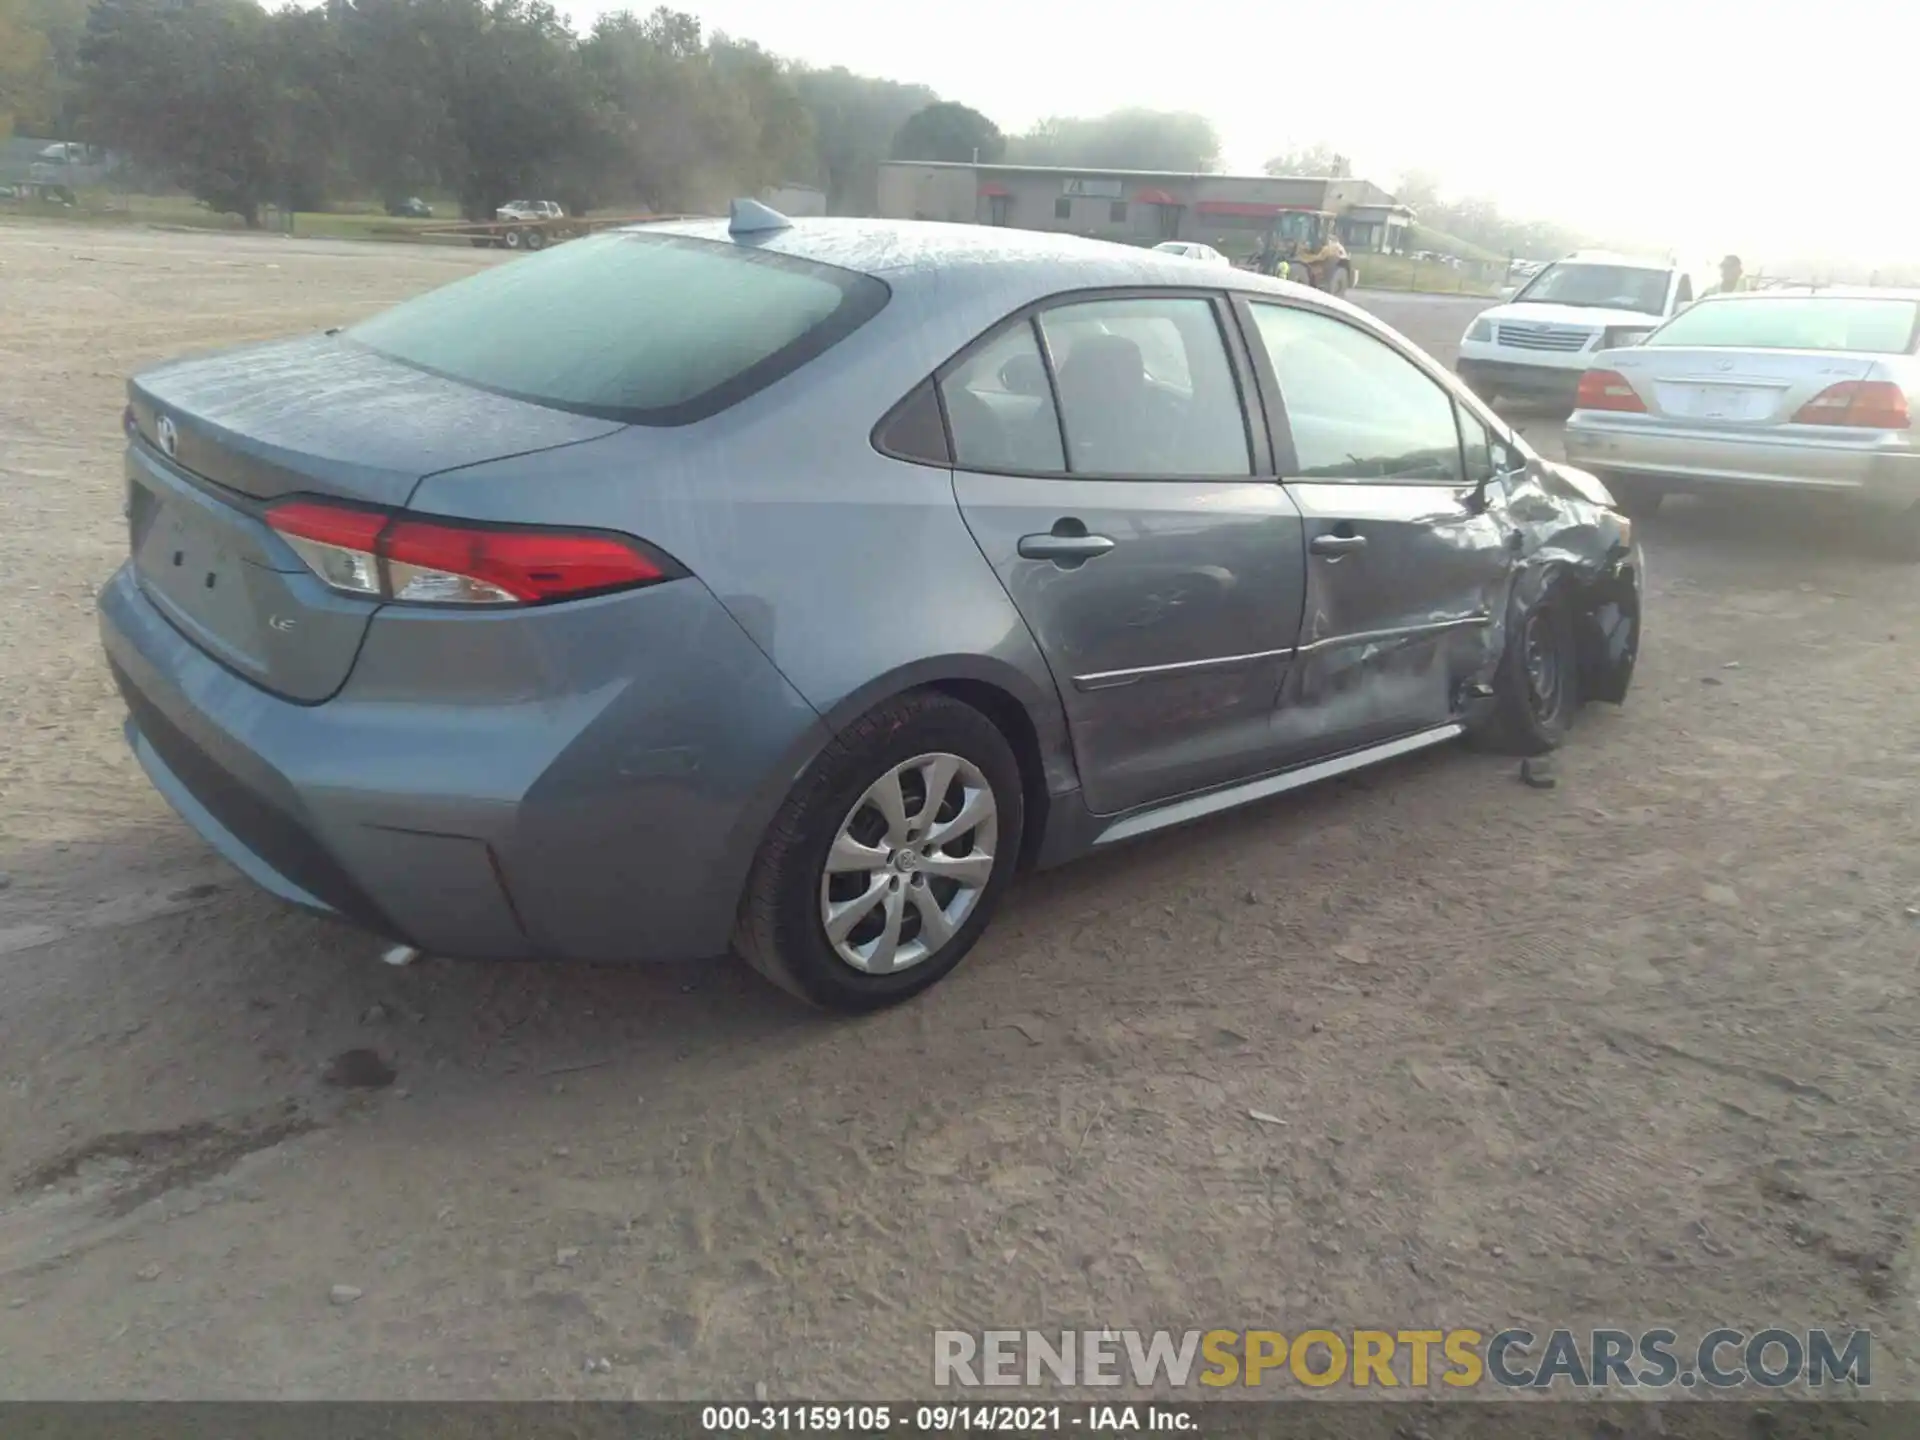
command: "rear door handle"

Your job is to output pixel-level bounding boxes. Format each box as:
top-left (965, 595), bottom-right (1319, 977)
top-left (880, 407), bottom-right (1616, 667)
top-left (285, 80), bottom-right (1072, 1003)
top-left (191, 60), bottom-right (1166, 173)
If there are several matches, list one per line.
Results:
top-left (1018, 521), bottom-right (1116, 565)
top-left (1310, 533), bottom-right (1368, 557)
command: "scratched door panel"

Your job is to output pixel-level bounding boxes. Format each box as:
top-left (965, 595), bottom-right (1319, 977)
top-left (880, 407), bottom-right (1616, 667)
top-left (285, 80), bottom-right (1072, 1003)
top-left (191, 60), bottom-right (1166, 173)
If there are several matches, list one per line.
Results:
top-left (1280, 480), bottom-right (1506, 751)
top-left (954, 473), bottom-right (1307, 815)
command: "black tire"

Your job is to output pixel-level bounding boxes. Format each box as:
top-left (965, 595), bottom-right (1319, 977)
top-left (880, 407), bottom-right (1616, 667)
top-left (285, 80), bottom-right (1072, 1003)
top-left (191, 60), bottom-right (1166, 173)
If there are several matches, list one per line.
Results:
top-left (503, 228), bottom-right (523, 250)
top-left (1474, 583), bottom-right (1580, 755)
top-left (524, 227), bottom-right (546, 251)
top-left (735, 690), bottom-right (1025, 1013)
top-left (1601, 473), bottom-right (1665, 517)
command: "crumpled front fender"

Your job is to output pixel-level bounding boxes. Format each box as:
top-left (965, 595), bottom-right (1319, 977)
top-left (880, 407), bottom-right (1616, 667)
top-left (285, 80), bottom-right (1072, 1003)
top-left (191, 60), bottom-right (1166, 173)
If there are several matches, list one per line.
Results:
top-left (1491, 461), bottom-right (1642, 705)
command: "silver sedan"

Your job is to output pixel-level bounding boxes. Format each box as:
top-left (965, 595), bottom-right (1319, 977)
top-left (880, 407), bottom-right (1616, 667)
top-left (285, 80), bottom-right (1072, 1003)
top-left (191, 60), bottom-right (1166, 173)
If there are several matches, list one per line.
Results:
top-left (1564, 288), bottom-right (1920, 550)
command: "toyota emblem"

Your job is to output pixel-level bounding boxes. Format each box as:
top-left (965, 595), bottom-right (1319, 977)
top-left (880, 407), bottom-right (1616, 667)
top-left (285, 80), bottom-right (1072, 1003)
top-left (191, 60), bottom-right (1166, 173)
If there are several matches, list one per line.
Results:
top-left (156, 414), bottom-right (178, 457)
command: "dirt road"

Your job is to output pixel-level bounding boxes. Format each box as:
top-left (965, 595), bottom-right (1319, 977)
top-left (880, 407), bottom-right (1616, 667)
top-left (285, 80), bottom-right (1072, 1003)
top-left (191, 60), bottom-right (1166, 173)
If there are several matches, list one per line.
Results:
top-left (2, 225), bottom-right (1917, 1399)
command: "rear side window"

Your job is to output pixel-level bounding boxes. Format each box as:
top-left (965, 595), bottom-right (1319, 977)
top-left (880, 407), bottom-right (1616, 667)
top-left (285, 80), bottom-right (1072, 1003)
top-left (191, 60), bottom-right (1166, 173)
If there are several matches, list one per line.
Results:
top-left (347, 231), bottom-right (888, 425)
top-left (1648, 296), bottom-right (1920, 354)
top-left (939, 322), bottom-right (1067, 473)
top-left (1037, 297), bottom-right (1251, 477)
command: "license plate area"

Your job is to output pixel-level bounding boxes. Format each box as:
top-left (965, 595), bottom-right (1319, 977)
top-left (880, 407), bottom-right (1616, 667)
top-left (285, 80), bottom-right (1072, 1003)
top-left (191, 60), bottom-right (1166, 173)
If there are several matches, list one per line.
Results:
top-left (134, 496), bottom-right (262, 659)
top-left (1657, 382), bottom-right (1779, 424)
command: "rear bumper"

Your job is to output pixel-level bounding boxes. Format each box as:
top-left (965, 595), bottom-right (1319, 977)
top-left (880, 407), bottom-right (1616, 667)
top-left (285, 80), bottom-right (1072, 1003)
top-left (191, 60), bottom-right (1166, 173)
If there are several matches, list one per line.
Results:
top-left (1564, 417), bottom-right (1920, 505)
top-left (1456, 357), bottom-right (1584, 401)
top-left (99, 564), bottom-right (828, 963)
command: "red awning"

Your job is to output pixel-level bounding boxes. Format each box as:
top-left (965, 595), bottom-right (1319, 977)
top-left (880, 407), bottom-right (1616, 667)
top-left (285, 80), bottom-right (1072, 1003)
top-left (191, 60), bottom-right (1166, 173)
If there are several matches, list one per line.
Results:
top-left (1133, 188), bottom-right (1178, 206)
top-left (1195, 200), bottom-right (1283, 218)
top-left (978, 182), bottom-right (1011, 197)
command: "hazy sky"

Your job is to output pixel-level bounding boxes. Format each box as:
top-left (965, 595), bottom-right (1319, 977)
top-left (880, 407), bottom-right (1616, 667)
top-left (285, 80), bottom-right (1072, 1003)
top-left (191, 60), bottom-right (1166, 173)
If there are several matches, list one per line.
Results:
top-left (559, 0), bottom-right (1917, 269)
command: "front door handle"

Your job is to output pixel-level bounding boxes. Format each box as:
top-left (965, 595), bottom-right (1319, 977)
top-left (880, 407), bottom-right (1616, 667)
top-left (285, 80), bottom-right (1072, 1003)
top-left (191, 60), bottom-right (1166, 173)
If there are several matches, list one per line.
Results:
top-left (1310, 533), bottom-right (1368, 557)
top-left (1018, 520), bottom-right (1116, 566)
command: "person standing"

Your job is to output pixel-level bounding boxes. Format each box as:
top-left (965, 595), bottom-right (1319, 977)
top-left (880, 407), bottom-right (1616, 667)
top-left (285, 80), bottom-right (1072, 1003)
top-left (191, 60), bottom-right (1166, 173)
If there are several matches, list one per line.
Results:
top-left (1705, 254), bottom-right (1749, 296)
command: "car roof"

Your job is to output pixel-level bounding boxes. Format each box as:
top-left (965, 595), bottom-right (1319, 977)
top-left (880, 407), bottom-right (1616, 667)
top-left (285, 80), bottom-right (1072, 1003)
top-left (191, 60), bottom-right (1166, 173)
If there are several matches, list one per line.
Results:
top-left (623, 216), bottom-right (1317, 306)
top-left (1559, 250), bottom-right (1676, 271)
top-left (1695, 284), bottom-right (1920, 302)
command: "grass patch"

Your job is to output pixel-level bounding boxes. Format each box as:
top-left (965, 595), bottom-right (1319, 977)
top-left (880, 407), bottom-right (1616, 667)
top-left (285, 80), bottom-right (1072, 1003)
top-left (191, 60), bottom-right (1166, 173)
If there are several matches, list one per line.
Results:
top-left (1358, 254), bottom-right (1501, 297)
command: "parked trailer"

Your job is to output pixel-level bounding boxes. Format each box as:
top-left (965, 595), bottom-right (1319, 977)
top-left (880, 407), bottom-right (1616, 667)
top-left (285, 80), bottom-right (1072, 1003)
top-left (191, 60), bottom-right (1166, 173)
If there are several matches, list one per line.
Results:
top-left (417, 213), bottom-right (706, 251)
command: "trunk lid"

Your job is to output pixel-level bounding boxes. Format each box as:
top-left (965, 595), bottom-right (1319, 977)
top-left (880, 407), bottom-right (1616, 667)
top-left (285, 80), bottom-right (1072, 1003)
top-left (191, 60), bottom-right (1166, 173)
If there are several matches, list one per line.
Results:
top-left (125, 335), bottom-right (624, 702)
top-left (1610, 346), bottom-right (1879, 427)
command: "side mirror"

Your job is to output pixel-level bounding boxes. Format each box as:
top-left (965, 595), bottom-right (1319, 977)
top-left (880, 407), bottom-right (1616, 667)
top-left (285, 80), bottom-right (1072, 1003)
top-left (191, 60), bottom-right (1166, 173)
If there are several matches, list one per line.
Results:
top-left (999, 354), bottom-right (1047, 397)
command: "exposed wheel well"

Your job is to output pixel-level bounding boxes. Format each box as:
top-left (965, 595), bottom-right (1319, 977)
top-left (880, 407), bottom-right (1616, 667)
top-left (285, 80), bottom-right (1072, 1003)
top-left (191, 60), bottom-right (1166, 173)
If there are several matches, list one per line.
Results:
top-left (927, 678), bottom-right (1051, 871)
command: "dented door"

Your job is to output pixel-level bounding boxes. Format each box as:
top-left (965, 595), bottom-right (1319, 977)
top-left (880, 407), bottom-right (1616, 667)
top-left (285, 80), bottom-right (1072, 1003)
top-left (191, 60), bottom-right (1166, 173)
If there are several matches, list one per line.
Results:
top-left (1281, 480), bottom-right (1508, 752)
top-left (1243, 298), bottom-right (1515, 754)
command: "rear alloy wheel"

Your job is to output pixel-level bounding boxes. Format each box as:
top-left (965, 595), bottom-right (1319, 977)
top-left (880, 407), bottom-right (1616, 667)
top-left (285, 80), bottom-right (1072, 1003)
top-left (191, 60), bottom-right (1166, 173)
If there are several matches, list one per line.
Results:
top-left (1474, 584), bottom-right (1580, 755)
top-left (735, 691), bottom-right (1023, 1011)
top-left (819, 754), bottom-right (997, 975)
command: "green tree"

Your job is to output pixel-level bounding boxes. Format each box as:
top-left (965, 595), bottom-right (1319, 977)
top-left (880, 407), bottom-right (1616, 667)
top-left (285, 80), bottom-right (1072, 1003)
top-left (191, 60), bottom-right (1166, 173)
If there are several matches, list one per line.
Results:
top-left (790, 64), bottom-right (936, 213)
top-left (1, 0), bottom-right (89, 139)
top-left (435, 0), bottom-right (593, 219)
top-left (890, 100), bottom-right (1003, 164)
top-left (708, 33), bottom-right (815, 194)
top-left (331, 0), bottom-right (459, 214)
top-left (1006, 108), bottom-right (1220, 173)
top-left (581, 8), bottom-right (733, 212)
top-left (80, 0), bottom-right (288, 225)
top-left (1263, 144), bottom-right (1347, 178)
top-left (0, 0), bottom-right (52, 142)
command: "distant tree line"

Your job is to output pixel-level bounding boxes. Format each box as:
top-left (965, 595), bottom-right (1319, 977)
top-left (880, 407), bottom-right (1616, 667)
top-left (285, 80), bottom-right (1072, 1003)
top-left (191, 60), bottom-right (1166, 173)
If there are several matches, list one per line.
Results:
top-left (3, 0), bottom-right (1583, 256)
top-left (0, 0), bottom-right (1227, 227)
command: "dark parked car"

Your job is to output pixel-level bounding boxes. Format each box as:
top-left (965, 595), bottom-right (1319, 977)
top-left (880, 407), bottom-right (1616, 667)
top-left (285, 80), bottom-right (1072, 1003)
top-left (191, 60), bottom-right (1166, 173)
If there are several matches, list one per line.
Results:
top-left (100, 207), bottom-right (1642, 1011)
top-left (387, 196), bottom-right (433, 218)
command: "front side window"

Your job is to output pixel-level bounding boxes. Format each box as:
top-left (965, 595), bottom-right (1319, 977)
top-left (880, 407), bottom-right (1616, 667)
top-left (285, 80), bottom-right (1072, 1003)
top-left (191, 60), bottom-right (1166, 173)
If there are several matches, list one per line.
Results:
top-left (939, 322), bottom-right (1066, 473)
top-left (1249, 303), bottom-right (1465, 483)
top-left (1036, 297), bottom-right (1251, 477)
top-left (1458, 406), bottom-right (1496, 485)
top-left (348, 231), bottom-right (888, 425)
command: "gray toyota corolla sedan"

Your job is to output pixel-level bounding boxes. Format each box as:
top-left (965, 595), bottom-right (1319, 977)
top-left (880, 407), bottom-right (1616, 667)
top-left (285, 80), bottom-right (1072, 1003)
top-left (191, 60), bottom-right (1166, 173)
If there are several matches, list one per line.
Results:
top-left (99, 205), bottom-right (1642, 1011)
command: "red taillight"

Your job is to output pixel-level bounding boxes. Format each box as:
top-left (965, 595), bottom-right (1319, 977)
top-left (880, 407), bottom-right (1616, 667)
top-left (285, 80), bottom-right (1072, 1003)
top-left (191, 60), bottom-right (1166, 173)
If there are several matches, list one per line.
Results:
top-left (383, 517), bottom-right (666, 604)
top-left (1791, 380), bottom-right (1911, 430)
top-left (1576, 369), bottom-right (1646, 413)
top-left (267, 499), bottom-right (387, 552)
top-left (266, 498), bottom-right (672, 606)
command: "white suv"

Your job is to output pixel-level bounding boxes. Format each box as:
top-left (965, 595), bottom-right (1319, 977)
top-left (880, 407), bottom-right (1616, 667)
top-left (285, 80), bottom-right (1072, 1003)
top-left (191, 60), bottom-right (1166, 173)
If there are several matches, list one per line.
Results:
top-left (1457, 252), bottom-right (1695, 409)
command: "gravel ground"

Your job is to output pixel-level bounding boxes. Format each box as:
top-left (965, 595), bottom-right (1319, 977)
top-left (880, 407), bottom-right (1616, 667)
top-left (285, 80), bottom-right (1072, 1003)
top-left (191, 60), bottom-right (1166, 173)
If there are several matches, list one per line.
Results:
top-left (1, 223), bottom-right (1916, 1400)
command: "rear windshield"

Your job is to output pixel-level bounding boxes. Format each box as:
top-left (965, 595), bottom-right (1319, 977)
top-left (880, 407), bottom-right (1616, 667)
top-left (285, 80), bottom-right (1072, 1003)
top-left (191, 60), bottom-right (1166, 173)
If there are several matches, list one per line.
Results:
top-left (1516, 263), bottom-right (1670, 316)
top-left (1648, 296), bottom-right (1920, 355)
top-left (347, 231), bottom-right (889, 424)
